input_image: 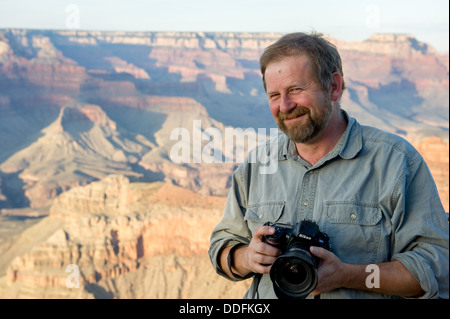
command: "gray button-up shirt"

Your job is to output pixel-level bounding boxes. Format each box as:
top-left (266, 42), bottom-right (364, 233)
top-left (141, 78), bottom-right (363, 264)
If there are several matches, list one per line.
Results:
top-left (209, 111), bottom-right (449, 299)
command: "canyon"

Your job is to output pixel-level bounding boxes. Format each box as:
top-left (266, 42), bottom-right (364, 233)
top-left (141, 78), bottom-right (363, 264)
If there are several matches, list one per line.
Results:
top-left (0, 29), bottom-right (448, 298)
top-left (0, 175), bottom-right (250, 298)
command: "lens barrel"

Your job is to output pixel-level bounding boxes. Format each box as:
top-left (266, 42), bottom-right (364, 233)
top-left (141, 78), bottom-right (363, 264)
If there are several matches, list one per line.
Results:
top-left (270, 243), bottom-right (318, 299)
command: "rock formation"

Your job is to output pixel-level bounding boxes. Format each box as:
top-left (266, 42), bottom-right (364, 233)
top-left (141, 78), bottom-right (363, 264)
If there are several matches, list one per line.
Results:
top-left (0, 175), bottom-right (250, 298)
top-left (0, 29), bottom-right (447, 212)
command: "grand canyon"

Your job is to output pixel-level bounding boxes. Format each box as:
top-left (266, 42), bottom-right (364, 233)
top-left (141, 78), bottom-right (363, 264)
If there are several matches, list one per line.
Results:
top-left (0, 29), bottom-right (448, 298)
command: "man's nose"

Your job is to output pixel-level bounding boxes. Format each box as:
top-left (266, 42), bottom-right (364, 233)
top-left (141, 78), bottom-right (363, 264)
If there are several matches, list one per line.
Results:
top-left (279, 95), bottom-right (296, 113)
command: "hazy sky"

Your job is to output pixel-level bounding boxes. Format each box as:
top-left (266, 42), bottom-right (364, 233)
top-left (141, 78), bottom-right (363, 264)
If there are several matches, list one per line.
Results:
top-left (0, 0), bottom-right (448, 53)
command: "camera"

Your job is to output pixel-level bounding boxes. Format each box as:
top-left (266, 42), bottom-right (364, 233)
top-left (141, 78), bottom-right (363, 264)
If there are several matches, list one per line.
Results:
top-left (263, 220), bottom-right (331, 299)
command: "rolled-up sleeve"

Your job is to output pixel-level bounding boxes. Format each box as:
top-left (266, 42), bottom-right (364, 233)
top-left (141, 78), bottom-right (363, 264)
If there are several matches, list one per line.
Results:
top-left (390, 157), bottom-right (449, 298)
top-left (208, 164), bottom-right (252, 280)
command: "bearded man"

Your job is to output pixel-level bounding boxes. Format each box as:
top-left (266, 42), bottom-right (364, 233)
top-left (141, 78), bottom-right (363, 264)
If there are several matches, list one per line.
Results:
top-left (209, 32), bottom-right (449, 299)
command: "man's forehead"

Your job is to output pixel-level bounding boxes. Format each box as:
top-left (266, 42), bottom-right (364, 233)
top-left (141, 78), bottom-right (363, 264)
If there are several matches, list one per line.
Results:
top-left (266, 55), bottom-right (311, 72)
top-left (265, 55), bottom-right (313, 84)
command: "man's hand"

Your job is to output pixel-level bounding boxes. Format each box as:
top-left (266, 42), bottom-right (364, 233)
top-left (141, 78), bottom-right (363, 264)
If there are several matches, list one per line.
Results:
top-left (309, 246), bottom-right (347, 295)
top-left (242, 225), bottom-right (282, 274)
top-left (309, 246), bottom-right (424, 297)
top-left (219, 225), bottom-right (281, 279)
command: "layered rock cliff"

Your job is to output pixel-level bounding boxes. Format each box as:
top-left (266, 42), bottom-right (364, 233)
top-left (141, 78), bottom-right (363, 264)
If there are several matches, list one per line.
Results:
top-left (0, 175), bottom-right (250, 298)
top-left (0, 29), bottom-right (448, 212)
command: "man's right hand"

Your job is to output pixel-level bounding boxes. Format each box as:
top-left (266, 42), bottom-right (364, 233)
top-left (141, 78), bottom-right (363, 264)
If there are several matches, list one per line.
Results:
top-left (220, 225), bottom-right (282, 279)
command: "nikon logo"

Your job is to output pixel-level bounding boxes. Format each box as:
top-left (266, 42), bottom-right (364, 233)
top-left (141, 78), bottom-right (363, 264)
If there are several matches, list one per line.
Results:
top-left (298, 234), bottom-right (312, 240)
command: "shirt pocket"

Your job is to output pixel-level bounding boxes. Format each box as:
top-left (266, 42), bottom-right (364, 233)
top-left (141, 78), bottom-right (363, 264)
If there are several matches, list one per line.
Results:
top-left (244, 201), bottom-right (286, 234)
top-left (323, 201), bottom-right (382, 264)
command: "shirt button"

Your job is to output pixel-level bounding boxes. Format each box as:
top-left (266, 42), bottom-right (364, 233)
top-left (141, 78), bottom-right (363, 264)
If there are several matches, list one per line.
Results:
top-left (303, 200), bottom-right (309, 206)
top-left (350, 213), bottom-right (357, 220)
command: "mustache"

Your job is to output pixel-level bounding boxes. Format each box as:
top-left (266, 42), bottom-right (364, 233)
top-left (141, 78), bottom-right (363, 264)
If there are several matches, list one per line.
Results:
top-left (278, 106), bottom-right (310, 121)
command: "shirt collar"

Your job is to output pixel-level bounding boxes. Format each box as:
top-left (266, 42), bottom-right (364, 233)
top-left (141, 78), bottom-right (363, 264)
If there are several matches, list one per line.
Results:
top-left (278, 110), bottom-right (362, 162)
top-left (337, 110), bottom-right (362, 160)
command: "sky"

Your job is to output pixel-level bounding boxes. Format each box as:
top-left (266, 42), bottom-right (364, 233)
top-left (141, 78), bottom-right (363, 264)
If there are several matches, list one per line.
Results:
top-left (0, 0), bottom-right (448, 53)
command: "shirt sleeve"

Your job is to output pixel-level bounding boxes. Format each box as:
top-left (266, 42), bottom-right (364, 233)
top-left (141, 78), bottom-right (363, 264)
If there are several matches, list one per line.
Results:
top-left (208, 163), bottom-right (253, 281)
top-left (390, 155), bottom-right (449, 299)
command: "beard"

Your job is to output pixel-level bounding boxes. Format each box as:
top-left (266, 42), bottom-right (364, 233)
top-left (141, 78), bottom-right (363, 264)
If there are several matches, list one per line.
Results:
top-left (276, 100), bottom-right (333, 144)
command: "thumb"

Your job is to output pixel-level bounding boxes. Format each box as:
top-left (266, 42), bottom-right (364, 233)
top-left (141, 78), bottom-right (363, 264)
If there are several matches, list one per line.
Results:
top-left (310, 246), bottom-right (330, 259)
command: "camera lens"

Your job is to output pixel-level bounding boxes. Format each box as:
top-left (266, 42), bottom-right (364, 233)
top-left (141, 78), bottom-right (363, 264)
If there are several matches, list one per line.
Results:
top-left (280, 259), bottom-right (309, 286)
top-left (270, 243), bottom-right (318, 299)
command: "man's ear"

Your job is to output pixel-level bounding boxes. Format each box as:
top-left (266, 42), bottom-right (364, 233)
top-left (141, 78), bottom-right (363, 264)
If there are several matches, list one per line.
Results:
top-left (330, 72), bottom-right (344, 102)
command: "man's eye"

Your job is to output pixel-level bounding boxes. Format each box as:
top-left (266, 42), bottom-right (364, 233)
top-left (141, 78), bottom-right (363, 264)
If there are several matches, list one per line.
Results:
top-left (269, 93), bottom-right (280, 99)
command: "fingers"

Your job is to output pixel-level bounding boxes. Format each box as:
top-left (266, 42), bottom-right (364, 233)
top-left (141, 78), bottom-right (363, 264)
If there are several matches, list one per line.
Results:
top-left (247, 225), bottom-right (281, 274)
top-left (253, 225), bottom-right (275, 241)
top-left (310, 246), bottom-right (336, 264)
top-left (309, 246), bottom-right (330, 258)
top-left (247, 244), bottom-right (280, 274)
top-left (309, 246), bottom-right (347, 295)
top-left (249, 256), bottom-right (274, 274)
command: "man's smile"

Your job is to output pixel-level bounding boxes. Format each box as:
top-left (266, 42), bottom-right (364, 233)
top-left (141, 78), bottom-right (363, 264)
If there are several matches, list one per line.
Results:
top-left (278, 106), bottom-right (309, 124)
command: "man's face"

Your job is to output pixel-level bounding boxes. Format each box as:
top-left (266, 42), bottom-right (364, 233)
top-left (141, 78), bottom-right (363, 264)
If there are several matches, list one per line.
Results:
top-left (265, 55), bottom-right (333, 144)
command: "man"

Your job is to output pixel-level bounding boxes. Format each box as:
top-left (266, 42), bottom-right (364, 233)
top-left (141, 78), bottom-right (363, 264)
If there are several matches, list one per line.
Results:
top-left (208, 32), bottom-right (449, 299)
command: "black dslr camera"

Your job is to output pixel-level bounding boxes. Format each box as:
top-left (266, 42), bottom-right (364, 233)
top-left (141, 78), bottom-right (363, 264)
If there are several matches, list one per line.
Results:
top-left (263, 220), bottom-right (331, 299)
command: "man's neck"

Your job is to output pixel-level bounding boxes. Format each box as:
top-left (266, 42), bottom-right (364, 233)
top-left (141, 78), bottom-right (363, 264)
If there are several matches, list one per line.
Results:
top-left (295, 109), bottom-right (348, 166)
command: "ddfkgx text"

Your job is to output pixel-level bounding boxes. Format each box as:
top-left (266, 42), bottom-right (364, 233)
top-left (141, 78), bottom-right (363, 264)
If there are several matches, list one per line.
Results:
top-left (224, 303), bottom-right (270, 314)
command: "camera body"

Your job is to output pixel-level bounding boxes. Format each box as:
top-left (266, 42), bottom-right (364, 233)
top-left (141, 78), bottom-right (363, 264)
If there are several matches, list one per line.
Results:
top-left (263, 220), bottom-right (331, 299)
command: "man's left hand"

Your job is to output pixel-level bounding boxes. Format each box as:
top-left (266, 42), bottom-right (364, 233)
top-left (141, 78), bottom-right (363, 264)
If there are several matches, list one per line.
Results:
top-left (309, 246), bottom-right (348, 295)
